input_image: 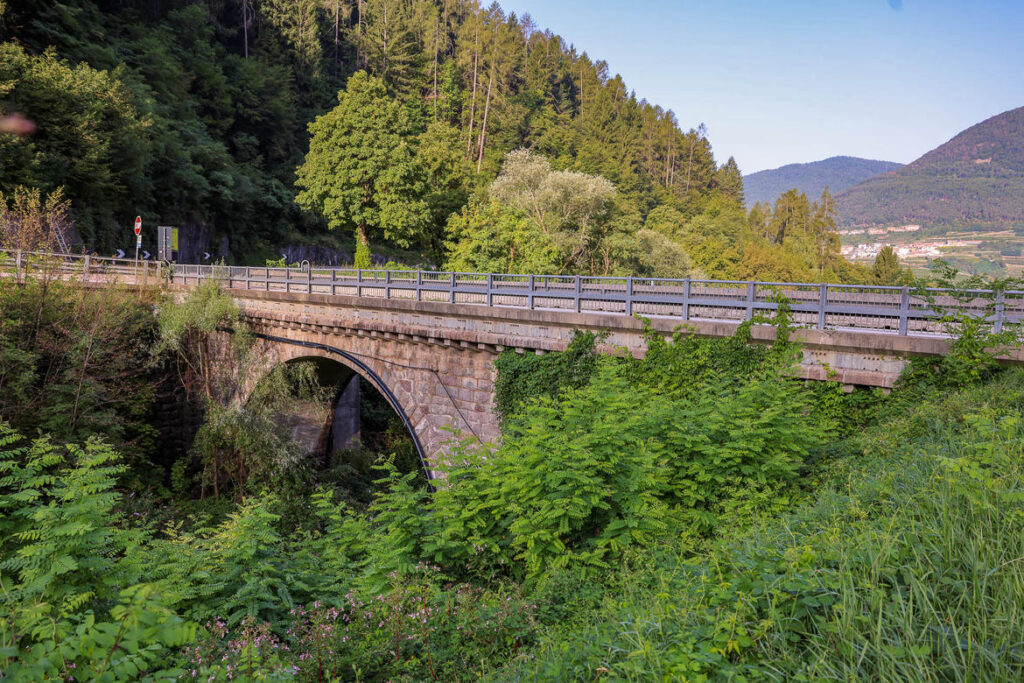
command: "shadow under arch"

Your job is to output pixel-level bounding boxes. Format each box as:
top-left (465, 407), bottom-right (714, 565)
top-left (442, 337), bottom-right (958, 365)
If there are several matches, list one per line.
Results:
top-left (253, 332), bottom-right (434, 488)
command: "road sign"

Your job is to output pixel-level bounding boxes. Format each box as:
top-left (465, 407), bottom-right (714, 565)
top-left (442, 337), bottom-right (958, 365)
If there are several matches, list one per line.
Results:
top-left (134, 216), bottom-right (142, 236)
top-left (115, 249), bottom-right (125, 258)
top-left (157, 226), bottom-right (179, 262)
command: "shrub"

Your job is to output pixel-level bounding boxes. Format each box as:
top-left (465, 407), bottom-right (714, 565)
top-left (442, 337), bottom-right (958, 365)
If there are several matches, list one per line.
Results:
top-left (508, 369), bottom-right (1024, 680)
top-left (0, 424), bottom-right (194, 680)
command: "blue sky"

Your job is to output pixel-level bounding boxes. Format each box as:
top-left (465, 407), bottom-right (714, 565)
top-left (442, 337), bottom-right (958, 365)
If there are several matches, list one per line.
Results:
top-left (499, 0), bottom-right (1024, 173)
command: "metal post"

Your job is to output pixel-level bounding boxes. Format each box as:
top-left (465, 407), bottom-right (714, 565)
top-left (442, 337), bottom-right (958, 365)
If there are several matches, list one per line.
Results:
top-left (898, 286), bottom-right (910, 335)
top-left (357, 269), bottom-right (362, 298)
top-left (487, 273), bottom-right (493, 306)
top-left (450, 272), bottom-right (456, 304)
top-left (83, 254), bottom-right (91, 283)
top-left (385, 269), bottom-right (391, 300)
top-left (245, 266), bottom-right (251, 290)
top-left (528, 274), bottom-right (535, 310)
top-left (682, 278), bottom-right (691, 320)
top-left (331, 268), bottom-right (337, 296)
top-left (307, 265), bottom-right (312, 293)
top-left (626, 277), bottom-right (634, 316)
top-left (994, 289), bottom-right (1006, 334)
top-left (817, 284), bottom-right (828, 330)
top-left (746, 282), bottom-right (756, 321)
top-left (15, 249), bottom-right (21, 282)
top-left (416, 271), bottom-right (422, 301)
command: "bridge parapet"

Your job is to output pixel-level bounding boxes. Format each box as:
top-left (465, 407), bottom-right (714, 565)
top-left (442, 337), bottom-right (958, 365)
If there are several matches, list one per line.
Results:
top-left (170, 261), bottom-right (1024, 338)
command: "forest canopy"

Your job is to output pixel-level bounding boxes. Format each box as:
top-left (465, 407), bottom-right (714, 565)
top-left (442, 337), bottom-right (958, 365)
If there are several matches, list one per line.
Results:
top-left (0, 0), bottom-right (870, 282)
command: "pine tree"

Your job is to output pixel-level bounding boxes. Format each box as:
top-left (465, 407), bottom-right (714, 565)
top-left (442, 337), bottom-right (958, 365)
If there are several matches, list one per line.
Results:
top-left (872, 246), bottom-right (905, 285)
top-left (810, 188), bottom-right (841, 277)
top-left (714, 157), bottom-right (745, 206)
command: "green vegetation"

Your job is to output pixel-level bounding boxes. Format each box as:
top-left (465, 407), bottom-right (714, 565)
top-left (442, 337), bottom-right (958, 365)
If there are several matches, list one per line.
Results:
top-left (1, 0), bottom-right (732, 264)
top-left (4, 2), bottom-right (1024, 680)
top-left (1, 0), bottom-right (881, 283)
top-left (3, 269), bottom-right (1024, 679)
top-left (837, 106), bottom-right (1024, 230)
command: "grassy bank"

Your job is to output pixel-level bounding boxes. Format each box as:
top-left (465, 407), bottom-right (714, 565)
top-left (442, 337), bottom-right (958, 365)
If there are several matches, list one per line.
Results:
top-left (506, 369), bottom-right (1024, 680)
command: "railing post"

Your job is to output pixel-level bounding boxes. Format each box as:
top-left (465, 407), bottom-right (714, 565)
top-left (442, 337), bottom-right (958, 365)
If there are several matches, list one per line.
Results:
top-left (245, 266), bottom-right (251, 290)
top-left (994, 289), bottom-right (1006, 334)
top-left (817, 283), bottom-right (828, 330)
top-left (626, 276), bottom-right (634, 316)
top-left (682, 278), bottom-right (691, 321)
top-left (745, 282), bottom-right (756, 321)
top-left (450, 272), bottom-right (456, 304)
top-left (528, 274), bottom-right (535, 310)
top-left (307, 265), bottom-right (312, 293)
top-left (15, 249), bottom-right (22, 282)
top-left (357, 269), bottom-right (362, 298)
top-left (416, 271), bottom-right (422, 301)
top-left (487, 273), bottom-right (493, 306)
top-left (83, 254), bottom-right (91, 283)
top-left (331, 269), bottom-right (337, 296)
top-left (898, 286), bottom-right (910, 335)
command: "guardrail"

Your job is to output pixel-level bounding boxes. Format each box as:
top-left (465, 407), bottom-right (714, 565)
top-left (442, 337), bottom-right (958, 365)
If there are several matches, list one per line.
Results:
top-left (0, 248), bottom-right (163, 285)
top-left (3, 250), bottom-right (1022, 337)
top-left (169, 262), bottom-right (1024, 337)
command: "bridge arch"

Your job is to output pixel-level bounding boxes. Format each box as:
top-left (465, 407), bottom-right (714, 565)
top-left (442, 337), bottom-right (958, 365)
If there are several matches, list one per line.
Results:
top-left (251, 333), bottom-right (433, 482)
top-left (237, 325), bottom-right (502, 479)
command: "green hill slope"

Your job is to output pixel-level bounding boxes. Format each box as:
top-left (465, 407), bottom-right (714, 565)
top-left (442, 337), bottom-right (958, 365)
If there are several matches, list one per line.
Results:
top-left (836, 106), bottom-right (1024, 228)
top-left (743, 156), bottom-right (903, 206)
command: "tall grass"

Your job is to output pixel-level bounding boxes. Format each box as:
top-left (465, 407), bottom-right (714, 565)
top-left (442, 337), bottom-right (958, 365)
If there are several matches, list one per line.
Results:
top-left (506, 369), bottom-right (1024, 681)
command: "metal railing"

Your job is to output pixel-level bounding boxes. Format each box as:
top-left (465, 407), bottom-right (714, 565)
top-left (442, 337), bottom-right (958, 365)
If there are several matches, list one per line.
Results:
top-left (3, 250), bottom-right (1022, 337)
top-left (0, 248), bottom-right (164, 284)
top-left (169, 262), bottom-right (1024, 337)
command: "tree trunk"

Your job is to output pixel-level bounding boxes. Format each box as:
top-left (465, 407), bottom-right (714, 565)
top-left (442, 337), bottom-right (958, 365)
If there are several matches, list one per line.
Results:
top-left (685, 141), bottom-right (695, 193)
top-left (476, 66), bottom-right (494, 173)
top-left (432, 17), bottom-right (439, 120)
top-left (356, 0), bottom-right (364, 68)
top-left (242, 0), bottom-right (249, 59)
top-left (466, 23), bottom-right (480, 158)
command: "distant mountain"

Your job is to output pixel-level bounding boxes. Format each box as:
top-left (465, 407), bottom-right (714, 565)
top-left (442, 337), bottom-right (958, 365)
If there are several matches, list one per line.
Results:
top-left (837, 106), bottom-right (1024, 229)
top-left (743, 156), bottom-right (903, 206)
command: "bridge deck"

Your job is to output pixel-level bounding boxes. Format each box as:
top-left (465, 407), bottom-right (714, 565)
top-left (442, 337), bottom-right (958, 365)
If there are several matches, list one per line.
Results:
top-left (4, 249), bottom-right (1022, 340)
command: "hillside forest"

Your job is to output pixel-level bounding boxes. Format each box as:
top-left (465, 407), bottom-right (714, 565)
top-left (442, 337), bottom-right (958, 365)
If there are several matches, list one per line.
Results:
top-left (0, 0), bottom-right (898, 284)
top-left (835, 106), bottom-right (1024, 231)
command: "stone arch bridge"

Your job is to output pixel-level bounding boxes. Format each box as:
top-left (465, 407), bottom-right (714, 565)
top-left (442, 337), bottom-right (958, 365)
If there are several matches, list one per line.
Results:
top-left (4, 250), bottom-right (1024, 476)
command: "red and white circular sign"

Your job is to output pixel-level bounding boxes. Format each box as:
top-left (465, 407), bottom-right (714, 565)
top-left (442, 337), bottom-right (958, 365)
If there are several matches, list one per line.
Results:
top-left (134, 216), bottom-right (142, 236)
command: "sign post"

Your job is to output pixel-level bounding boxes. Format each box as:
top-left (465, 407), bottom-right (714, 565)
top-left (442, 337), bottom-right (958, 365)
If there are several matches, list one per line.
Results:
top-left (133, 216), bottom-right (142, 263)
top-left (157, 225), bottom-right (179, 262)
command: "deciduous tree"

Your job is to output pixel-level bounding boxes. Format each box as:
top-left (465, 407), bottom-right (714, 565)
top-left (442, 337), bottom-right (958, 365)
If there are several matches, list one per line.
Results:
top-left (295, 71), bottom-right (429, 265)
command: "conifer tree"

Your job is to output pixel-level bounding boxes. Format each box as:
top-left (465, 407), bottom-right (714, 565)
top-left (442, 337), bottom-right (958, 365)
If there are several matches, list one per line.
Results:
top-left (714, 157), bottom-right (745, 206)
top-left (872, 245), bottom-right (906, 285)
top-left (810, 188), bottom-right (841, 276)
